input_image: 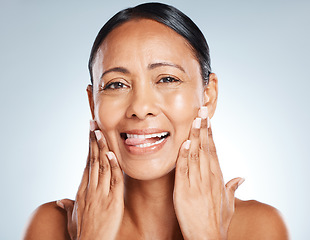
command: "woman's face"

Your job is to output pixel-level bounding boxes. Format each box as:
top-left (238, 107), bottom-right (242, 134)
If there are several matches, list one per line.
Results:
top-left (89, 19), bottom-right (208, 180)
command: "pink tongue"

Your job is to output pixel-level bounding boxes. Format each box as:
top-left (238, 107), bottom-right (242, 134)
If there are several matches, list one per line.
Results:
top-left (125, 137), bottom-right (160, 146)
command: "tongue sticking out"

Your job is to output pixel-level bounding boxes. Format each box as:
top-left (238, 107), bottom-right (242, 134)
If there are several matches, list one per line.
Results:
top-left (125, 137), bottom-right (162, 146)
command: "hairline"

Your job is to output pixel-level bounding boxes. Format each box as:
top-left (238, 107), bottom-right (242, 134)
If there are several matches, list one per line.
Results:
top-left (90, 17), bottom-right (203, 84)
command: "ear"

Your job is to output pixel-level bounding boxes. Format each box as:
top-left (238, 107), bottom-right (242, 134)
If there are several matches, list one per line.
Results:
top-left (86, 84), bottom-right (95, 119)
top-left (203, 73), bottom-right (218, 119)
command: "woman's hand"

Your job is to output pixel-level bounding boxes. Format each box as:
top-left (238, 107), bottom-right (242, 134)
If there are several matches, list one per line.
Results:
top-left (173, 107), bottom-right (244, 240)
top-left (56, 120), bottom-right (124, 240)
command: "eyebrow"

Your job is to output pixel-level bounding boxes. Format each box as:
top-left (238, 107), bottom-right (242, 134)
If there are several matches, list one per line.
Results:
top-left (148, 62), bottom-right (185, 73)
top-left (100, 62), bottom-right (185, 79)
top-left (100, 67), bottom-right (130, 79)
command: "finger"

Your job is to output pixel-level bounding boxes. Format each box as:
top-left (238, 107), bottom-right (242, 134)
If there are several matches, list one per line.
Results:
top-left (225, 177), bottom-right (245, 203)
top-left (206, 124), bottom-right (223, 179)
top-left (57, 199), bottom-right (77, 239)
top-left (90, 119), bottom-right (99, 132)
top-left (175, 140), bottom-right (191, 191)
top-left (76, 119), bottom-right (100, 197)
top-left (106, 152), bottom-right (124, 198)
top-left (201, 120), bottom-right (225, 196)
top-left (75, 161), bottom-right (90, 201)
top-left (88, 124), bottom-right (100, 191)
top-left (72, 120), bottom-right (98, 237)
top-left (188, 117), bottom-right (202, 186)
top-left (94, 130), bottom-right (111, 195)
top-left (74, 120), bottom-right (96, 210)
top-left (198, 106), bottom-right (209, 151)
top-left (198, 107), bottom-right (211, 178)
top-left (57, 199), bottom-right (74, 219)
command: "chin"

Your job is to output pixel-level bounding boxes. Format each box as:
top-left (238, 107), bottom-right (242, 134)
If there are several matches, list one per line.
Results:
top-left (121, 160), bottom-right (176, 181)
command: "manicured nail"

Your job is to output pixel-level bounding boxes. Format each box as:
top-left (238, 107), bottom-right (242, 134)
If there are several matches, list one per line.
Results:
top-left (90, 119), bottom-right (96, 131)
top-left (184, 140), bottom-right (191, 150)
top-left (199, 106), bottom-right (208, 119)
top-left (106, 151), bottom-right (114, 161)
top-left (56, 200), bottom-right (64, 209)
top-left (192, 117), bottom-right (201, 129)
top-left (205, 95), bottom-right (210, 102)
top-left (238, 178), bottom-right (245, 187)
top-left (94, 130), bottom-right (102, 140)
top-left (207, 117), bottom-right (210, 128)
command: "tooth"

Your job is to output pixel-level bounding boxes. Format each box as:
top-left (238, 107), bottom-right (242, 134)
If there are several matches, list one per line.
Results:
top-left (126, 132), bottom-right (168, 141)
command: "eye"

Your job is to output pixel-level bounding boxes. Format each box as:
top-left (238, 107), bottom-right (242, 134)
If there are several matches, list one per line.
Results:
top-left (103, 81), bottom-right (129, 90)
top-left (158, 76), bottom-right (181, 83)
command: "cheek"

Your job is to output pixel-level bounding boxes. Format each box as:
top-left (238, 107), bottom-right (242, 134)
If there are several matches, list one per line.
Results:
top-left (163, 87), bottom-right (203, 128)
top-left (94, 97), bottom-right (124, 138)
top-left (162, 87), bottom-right (203, 148)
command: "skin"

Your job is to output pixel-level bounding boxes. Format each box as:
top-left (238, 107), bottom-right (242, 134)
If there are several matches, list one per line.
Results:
top-left (23, 19), bottom-right (290, 240)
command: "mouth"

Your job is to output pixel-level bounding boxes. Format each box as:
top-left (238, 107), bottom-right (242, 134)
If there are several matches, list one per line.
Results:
top-left (120, 130), bottom-right (170, 154)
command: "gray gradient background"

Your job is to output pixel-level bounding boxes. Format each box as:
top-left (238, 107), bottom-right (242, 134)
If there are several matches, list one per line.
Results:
top-left (1, 0), bottom-right (309, 239)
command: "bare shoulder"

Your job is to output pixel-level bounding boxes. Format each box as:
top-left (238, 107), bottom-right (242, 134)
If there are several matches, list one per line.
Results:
top-left (23, 201), bottom-right (70, 240)
top-left (228, 198), bottom-right (290, 240)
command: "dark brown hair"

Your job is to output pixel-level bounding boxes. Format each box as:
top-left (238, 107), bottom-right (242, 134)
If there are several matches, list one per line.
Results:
top-left (88, 2), bottom-right (211, 85)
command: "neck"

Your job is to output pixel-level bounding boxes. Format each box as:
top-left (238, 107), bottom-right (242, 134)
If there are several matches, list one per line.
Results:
top-left (122, 169), bottom-right (183, 239)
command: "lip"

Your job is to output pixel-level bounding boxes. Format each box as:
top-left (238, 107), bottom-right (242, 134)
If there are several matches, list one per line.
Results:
top-left (121, 128), bottom-right (170, 155)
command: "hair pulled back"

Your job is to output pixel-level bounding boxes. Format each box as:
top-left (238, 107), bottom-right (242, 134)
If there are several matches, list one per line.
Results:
top-left (88, 2), bottom-right (211, 85)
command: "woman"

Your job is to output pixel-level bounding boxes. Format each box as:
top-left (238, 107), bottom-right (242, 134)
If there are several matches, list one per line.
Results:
top-left (24, 3), bottom-right (289, 239)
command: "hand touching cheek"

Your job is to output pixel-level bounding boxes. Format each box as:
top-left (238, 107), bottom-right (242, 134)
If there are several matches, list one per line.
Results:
top-left (56, 120), bottom-right (124, 240)
top-left (174, 107), bottom-right (245, 240)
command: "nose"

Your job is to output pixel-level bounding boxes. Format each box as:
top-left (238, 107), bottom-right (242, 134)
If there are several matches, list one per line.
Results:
top-left (125, 85), bottom-right (160, 120)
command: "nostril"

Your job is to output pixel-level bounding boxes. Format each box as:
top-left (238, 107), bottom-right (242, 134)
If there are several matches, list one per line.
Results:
top-left (131, 112), bottom-right (153, 118)
top-left (126, 95), bottom-right (159, 119)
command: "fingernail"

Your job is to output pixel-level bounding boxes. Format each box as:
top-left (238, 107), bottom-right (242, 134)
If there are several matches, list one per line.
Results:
top-left (183, 140), bottom-right (191, 150)
top-left (192, 117), bottom-right (201, 129)
top-left (90, 119), bottom-right (96, 131)
top-left (94, 130), bottom-right (102, 140)
top-left (56, 200), bottom-right (64, 209)
top-left (106, 151), bottom-right (114, 161)
top-left (199, 106), bottom-right (208, 119)
top-left (238, 178), bottom-right (245, 187)
top-left (207, 117), bottom-right (210, 128)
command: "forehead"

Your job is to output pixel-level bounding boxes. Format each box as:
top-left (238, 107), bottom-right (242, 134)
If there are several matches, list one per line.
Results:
top-left (92, 19), bottom-right (200, 79)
